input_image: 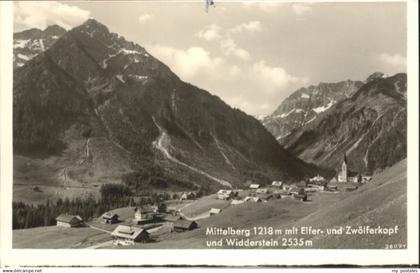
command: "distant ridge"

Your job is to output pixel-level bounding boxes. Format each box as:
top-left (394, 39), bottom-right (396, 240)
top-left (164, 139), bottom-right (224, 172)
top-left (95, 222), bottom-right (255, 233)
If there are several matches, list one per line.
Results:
top-left (13, 25), bottom-right (66, 69)
top-left (282, 73), bottom-right (407, 174)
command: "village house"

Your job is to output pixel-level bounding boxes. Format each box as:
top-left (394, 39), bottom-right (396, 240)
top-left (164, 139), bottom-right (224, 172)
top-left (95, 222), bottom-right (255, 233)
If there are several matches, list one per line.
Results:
top-left (271, 181), bottom-right (283, 187)
top-left (56, 214), bottom-right (84, 228)
top-left (326, 180), bottom-right (339, 191)
top-left (279, 193), bottom-right (291, 199)
top-left (111, 225), bottom-right (149, 246)
top-left (249, 184), bottom-right (260, 190)
top-left (272, 188), bottom-right (286, 194)
top-left (329, 177), bottom-right (338, 184)
top-left (243, 196), bottom-right (261, 202)
top-left (309, 174), bottom-right (326, 184)
top-left (282, 184), bottom-right (291, 191)
top-left (101, 212), bottom-right (119, 224)
top-left (258, 193), bottom-right (273, 202)
top-left (166, 205), bottom-right (179, 214)
top-left (217, 189), bottom-right (234, 200)
top-left (362, 176), bottom-right (373, 183)
top-left (209, 208), bottom-right (222, 215)
top-left (288, 185), bottom-right (299, 195)
top-left (293, 192), bottom-right (308, 201)
top-left (348, 176), bottom-right (359, 183)
top-left (309, 184), bottom-right (325, 192)
top-left (173, 219), bottom-right (198, 232)
top-left (180, 192), bottom-right (195, 201)
top-left (293, 188), bottom-right (308, 201)
top-left (297, 180), bottom-right (307, 188)
top-left (133, 205), bottom-right (157, 224)
top-left (156, 203), bottom-right (167, 213)
top-left (304, 187), bottom-right (318, 193)
top-left (256, 188), bottom-right (269, 194)
top-left (231, 199), bottom-right (245, 205)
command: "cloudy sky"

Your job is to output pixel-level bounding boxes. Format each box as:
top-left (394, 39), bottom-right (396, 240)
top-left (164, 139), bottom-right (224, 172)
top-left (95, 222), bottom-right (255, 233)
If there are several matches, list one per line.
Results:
top-left (14, 1), bottom-right (407, 116)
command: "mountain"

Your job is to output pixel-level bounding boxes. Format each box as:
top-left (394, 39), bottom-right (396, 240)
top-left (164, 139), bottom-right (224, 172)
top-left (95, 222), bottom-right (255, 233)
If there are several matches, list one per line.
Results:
top-left (261, 80), bottom-right (363, 142)
top-left (13, 24), bottom-right (66, 69)
top-left (13, 19), bottom-right (321, 198)
top-left (282, 73), bottom-right (406, 175)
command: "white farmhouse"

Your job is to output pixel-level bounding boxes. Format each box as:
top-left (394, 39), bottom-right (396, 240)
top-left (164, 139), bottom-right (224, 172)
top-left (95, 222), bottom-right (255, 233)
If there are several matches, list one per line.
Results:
top-left (55, 214), bottom-right (83, 228)
top-left (111, 225), bottom-right (149, 246)
top-left (271, 181), bottom-right (283, 187)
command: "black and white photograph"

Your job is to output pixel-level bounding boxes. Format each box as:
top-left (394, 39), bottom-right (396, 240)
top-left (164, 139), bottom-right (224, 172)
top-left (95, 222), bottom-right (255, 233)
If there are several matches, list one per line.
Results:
top-left (0, 0), bottom-right (419, 267)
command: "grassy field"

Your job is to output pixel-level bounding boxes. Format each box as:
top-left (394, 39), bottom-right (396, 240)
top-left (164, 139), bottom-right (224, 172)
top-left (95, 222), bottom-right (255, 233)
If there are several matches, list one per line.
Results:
top-left (13, 226), bottom-right (110, 249)
top-left (179, 194), bottom-right (230, 217)
top-left (13, 160), bottom-right (407, 249)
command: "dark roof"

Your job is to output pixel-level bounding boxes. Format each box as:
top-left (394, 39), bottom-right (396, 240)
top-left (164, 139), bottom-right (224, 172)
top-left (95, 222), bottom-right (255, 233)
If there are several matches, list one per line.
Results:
top-left (174, 219), bottom-right (197, 229)
top-left (163, 215), bottom-right (181, 222)
top-left (111, 225), bottom-right (148, 239)
top-left (102, 212), bottom-right (118, 219)
top-left (56, 214), bottom-right (83, 223)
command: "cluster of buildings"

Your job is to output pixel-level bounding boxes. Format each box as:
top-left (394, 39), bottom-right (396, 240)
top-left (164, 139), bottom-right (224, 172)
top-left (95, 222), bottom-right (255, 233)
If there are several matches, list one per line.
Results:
top-left (55, 204), bottom-right (199, 246)
top-left (336, 154), bottom-right (372, 184)
top-left (55, 153), bottom-right (376, 247)
top-left (216, 180), bottom-right (312, 204)
top-left (216, 153), bottom-right (376, 204)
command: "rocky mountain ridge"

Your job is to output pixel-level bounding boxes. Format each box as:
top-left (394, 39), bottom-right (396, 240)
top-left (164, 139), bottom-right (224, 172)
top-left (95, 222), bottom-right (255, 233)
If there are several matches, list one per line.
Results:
top-left (261, 79), bottom-right (364, 142)
top-left (282, 73), bottom-right (406, 174)
top-left (13, 19), bottom-right (322, 197)
top-left (13, 24), bottom-right (66, 69)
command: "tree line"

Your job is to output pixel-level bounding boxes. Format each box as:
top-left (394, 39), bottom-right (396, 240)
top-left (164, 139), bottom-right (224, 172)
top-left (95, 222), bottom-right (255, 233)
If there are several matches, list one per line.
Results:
top-left (13, 183), bottom-right (166, 230)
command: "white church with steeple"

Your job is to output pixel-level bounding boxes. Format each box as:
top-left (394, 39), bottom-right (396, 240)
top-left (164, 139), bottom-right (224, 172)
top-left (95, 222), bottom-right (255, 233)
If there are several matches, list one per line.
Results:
top-left (337, 154), bottom-right (348, 183)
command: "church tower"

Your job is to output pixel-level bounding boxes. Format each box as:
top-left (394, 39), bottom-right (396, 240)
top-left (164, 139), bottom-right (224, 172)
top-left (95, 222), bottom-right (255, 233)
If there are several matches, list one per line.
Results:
top-left (338, 154), bottom-right (348, 183)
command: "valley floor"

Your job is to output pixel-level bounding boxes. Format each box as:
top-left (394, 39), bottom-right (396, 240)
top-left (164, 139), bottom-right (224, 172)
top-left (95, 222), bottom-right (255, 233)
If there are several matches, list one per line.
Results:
top-left (13, 160), bottom-right (407, 249)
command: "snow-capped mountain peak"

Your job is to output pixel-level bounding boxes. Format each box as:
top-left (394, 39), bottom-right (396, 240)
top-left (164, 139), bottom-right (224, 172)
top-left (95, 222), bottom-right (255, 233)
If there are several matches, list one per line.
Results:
top-left (13, 25), bottom-right (66, 69)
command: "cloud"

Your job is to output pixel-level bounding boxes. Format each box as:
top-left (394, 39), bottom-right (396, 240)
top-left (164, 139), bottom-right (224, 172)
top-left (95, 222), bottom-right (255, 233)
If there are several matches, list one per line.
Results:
top-left (196, 22), bottom-right (260, 61)
top-left (14, 1), bottom-right (90, 30)
top-left (196, 24), bottom-right (222, 41)
top-left (242, 2), bottom-right (312, 16)
top-left (147, 44), bottom-right (307, 115)
top-left (379, 53), bottom-right (407, 68)
top-left (242, 1), bottom-right (284, 13)
top-left (147, 45), bottom-right (224, 79)
top-left (138, 13), bottom-right (153, 23)
top-left (251, 60), bottom-right (308, 94)
top-left (229, 65), bottom-right (241, 77)
top-left (292, 4), bottom-right (312, 15)
top-left (230, 21), bottom-right (262, 33)
top-left (220, 38), bottom-right (251, 60)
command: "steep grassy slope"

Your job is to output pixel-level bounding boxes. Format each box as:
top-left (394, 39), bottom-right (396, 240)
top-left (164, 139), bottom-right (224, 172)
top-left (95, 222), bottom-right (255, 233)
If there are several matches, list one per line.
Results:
top-left (124, 159), bottom-right (406, 249)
